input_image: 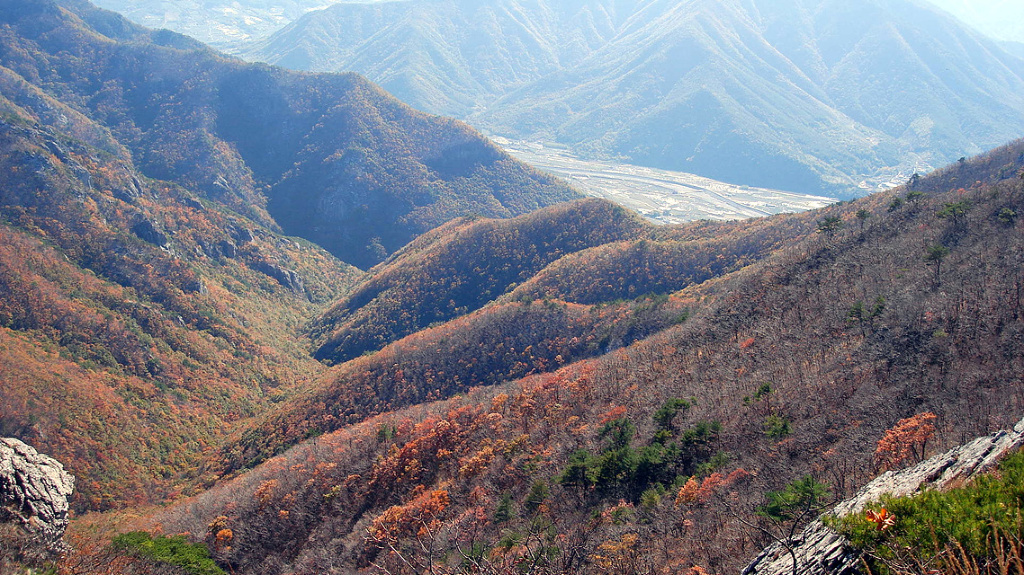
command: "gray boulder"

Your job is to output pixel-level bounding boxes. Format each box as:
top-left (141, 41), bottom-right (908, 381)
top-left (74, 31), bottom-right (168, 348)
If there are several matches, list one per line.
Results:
top-left (0, 438), bottom-right (75, 564)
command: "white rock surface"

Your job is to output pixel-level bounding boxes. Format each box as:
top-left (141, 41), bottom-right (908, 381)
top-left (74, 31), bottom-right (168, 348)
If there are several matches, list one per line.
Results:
top-left (742, 416), bottom-right (1024, 575)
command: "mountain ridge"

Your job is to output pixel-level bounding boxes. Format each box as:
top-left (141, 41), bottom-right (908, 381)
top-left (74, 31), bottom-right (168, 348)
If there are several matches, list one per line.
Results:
top-left (0, 0), bottom-right (579, 269)
top-left (146, 140), bottom-right (1024, 574)
top-left (244, 0), bottom-right (1024, 196)
top-left (0, 0), bottom-right (575, 509)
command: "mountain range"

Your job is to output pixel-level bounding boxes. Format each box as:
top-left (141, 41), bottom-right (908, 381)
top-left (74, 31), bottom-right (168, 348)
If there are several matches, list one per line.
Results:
top-left (242, 0), bottom-right (1024, 197)
top-left (158, 139), bottom-right (1024, 575)
top-left (4, 0), bottom-right (1024, 574)
top-left (2, 0), bottom-right (578, 270)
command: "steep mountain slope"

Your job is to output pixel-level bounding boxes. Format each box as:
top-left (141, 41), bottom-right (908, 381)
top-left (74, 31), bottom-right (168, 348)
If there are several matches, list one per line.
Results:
top-left (1001, 40), bottom-right (1024, 59)
top-left (0, 0), bottom-right (580, 511)
top-left (0, 0), bottom-right (578, 269)
top-left (245, 0), bottom-right (1024, 196)
top-left (309, 199), bottom-right (648, 365)
top-left (219, 197), bottom-right (831, 472)
top-left (0, 80), bottom-right (360, 510)
top-left (502, 0), bottom-right (1024, 193)
top-left (147, 142), bottom-right (1024, 574)
top-left (244, 0), bottom-right (634, 119)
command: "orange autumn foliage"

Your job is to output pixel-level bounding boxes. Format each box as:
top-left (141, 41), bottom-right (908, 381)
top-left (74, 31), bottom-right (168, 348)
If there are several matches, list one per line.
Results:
top-left (875, 412), bottom-right (937, 471)
top-left (368, 488), bottom-right (451, 545)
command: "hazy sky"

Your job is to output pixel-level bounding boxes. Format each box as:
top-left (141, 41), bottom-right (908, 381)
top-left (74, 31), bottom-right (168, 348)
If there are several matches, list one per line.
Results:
top-left (924, 0), bottom-right (1024, 43)
top-left (88, 0), bottom-right (1024, 50)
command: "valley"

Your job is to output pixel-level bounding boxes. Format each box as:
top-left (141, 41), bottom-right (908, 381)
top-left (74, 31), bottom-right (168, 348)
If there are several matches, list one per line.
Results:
top-left (3, 1), bottom-right (1024, 574)
top-left (497, 138), bottom-right (837, 223)
top-left (89, 0), bottom-right (347, 50)
top-left (237, 0), bottom-right (1024, 197)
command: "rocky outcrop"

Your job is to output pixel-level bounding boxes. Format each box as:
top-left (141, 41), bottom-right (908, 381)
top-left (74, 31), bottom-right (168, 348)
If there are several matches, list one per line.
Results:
top-left (219, 239), bottom-right (238, 258)
top-left (112, 164), bottom-right (146, 203)
top-left (233, 226), bottom-right (256, 244)
top-left (0, 438), bottom-right (75, 562)
top-left (132, 218), bottom-right (169, 246)
top-left (251, 260), bottom-right (305, 295)
top-left (742, 416), bottom-right (1024, 575)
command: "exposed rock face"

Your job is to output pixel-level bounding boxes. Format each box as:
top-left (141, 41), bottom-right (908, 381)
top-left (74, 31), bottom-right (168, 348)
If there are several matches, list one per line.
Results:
top-left (0, 438), bottom-right (75, 562)
top-left (132, 218), bottom-right (168, 246)
top-left (233, 227), bottom-right (256, 244)
top-left (219, 239), bottom-right (238, 258)
top-left (113, 164), bottom-right (145, 203)
top-left (251, 260), bottom-right (305, 295)
top-left (742, 416), bottom-right (1024, 575)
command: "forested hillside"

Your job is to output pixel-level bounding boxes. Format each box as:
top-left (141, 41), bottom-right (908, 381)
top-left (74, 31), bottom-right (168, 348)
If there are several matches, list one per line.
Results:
top-left (0, 0), bottom-right (578, 511)
top-left (0, 0), bottom-right (577, 269)
top-left (4, 1), bottom-right (1024, 574)
top-left (310, 199), bottom-right (648, 365)
top-left (0, 79), bottom-right (359, 509)
top-left (218, 198), bottom-right (827, 472)
top-left (143, 142), bottom-right (1024, 574)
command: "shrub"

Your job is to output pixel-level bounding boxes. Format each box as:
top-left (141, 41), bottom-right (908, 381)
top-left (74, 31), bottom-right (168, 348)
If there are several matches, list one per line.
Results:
top-left (558, 418), bottom-right (722, 499)
top-left (111, 532), bottom-right (224, 575)
top-left (523, 481), bottom-right (550, 515)
top-left (763, 414), bottom-right (792, 440)
top-left (836, 449), bottom-right (1024, 575)
top-left (758, 476), bottom-right (830, 524)
top-left (494, 492), bottom-right (515, 523)
top-left (653, 398), bottom-right (691, 434)
top-left (998, 207), bottom-right (1017, 225)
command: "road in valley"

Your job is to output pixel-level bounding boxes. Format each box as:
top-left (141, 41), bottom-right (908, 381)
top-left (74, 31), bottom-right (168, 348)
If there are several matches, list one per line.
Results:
top-left (497, 139), bottom-right (837, 224)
